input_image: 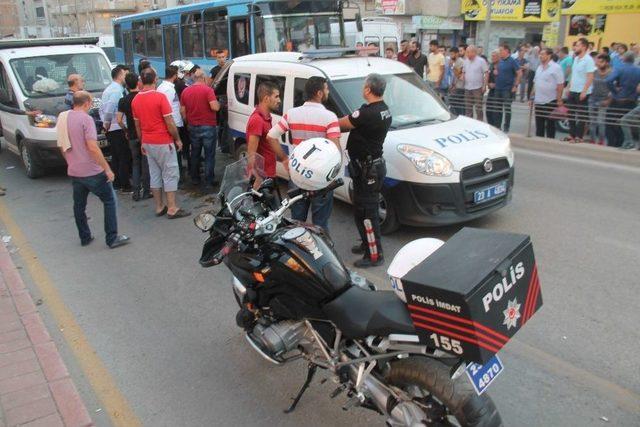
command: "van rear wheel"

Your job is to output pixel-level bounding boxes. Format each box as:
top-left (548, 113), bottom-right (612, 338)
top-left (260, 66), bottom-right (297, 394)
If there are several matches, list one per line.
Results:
top-left (20, 142), bottom-right (44, 179)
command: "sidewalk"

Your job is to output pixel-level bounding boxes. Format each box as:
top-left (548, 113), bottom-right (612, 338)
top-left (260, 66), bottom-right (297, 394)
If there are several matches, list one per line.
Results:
top-left (0, 243), bottom-right (93, 427)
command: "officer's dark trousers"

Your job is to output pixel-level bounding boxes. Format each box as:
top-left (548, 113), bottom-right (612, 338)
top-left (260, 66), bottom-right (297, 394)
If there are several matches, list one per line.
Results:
top-left (352, 160), bottom-right (386, 259)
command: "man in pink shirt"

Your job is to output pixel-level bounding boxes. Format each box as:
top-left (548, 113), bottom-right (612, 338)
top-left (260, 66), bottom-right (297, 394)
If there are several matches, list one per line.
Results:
top-left (58, 91), bottom-right (130, 249)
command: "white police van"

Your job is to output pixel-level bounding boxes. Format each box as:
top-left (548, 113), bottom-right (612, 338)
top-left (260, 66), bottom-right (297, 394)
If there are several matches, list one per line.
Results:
top-left (0, 37), bottom-right (112, 178)
top-left (214, 50), bottom-right (514, 233)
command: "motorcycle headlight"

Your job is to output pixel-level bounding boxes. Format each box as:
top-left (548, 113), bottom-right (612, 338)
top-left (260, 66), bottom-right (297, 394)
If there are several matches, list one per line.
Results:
top-left (397, 144), bottom-right (453, 177)
top-left (31, 114), bottom-right (57, 128)
top-left (194, 213), bottom-right (216, 232)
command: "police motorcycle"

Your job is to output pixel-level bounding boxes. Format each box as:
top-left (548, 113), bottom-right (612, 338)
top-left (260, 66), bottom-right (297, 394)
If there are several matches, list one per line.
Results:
top-left (194, 138), bottom-right (514, 426)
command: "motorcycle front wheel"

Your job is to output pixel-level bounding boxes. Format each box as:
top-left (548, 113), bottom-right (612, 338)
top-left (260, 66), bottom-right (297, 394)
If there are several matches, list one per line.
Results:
top-left (385, 357), bottom-right (503, 427)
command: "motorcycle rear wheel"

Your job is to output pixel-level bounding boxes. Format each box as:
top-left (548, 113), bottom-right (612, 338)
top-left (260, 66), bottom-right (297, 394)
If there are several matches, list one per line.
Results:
top-left (385, 357), bottom-right (503, 427)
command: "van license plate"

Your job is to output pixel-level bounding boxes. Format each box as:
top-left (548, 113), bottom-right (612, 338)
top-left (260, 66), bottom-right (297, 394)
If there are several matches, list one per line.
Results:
top-left (465, 355), bottom-right (504, 395)
top-left (474, 181), bottom-right (507, 204)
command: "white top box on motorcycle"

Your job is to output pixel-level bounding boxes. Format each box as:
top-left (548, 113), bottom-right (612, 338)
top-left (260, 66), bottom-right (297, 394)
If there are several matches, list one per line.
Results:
top-left (400, 227), bottom-right (542, 364)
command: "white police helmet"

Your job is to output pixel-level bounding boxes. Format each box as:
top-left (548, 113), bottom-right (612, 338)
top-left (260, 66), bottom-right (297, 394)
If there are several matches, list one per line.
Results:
top-left (170, 60), bottom-right (188, 79)
top-left (387, 238), bottom-right (445, 302)
top-left (289, 138), bottom-right (342, 191)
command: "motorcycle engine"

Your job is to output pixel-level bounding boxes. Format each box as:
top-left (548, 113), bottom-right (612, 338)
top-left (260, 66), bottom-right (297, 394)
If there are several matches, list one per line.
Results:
top-left (251, 321), bottom-right (307, 358)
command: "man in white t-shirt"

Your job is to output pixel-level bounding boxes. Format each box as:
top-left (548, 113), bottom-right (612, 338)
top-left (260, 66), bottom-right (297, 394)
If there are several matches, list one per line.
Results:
top-left (427, 40), bottom-right (445, 89)
top-left (530, 48), bottom-right (565, 139)
top-left (462, 45), bottom-right (489, 119)
top-left (158, 65), bottom-right (188, 182)
top-left (567, 37), bottom-right (596, 142)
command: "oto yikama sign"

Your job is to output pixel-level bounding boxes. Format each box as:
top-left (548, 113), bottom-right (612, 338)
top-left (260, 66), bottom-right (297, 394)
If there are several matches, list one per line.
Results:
top-left (461, 0), bottom-right (561, 21)
top-left (375, 0), bottom-right (405, 15)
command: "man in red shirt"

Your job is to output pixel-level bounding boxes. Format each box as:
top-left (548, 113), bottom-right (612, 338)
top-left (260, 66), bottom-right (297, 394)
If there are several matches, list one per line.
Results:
top-left (397, 40), bottom-right (410, 64)
top-left (132, 68), bottom-right (190, 219)
top-left (246, 81), bottom-right (284, 178)
top-left (180, 69), bottom-right (221, 188)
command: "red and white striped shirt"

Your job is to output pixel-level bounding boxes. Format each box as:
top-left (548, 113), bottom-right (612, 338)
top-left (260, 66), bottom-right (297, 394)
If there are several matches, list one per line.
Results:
top-left (268, 102), bottom-right (341, 145)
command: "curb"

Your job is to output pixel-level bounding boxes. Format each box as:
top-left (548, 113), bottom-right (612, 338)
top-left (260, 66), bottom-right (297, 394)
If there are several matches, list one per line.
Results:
top-left (0, 243), bottom-right (93, 427)
top-left (509, 133), bottom-right (640, 168)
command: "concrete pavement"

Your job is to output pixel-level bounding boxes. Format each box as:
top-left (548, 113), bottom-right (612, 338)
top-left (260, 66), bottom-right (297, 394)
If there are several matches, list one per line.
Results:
top-left (0, 138), bottom-right (639, 426)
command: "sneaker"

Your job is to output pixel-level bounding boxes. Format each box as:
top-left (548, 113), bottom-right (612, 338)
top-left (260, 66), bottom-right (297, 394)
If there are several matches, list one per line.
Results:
top-left (81, 236), bottom-right (95, 247)
top-left (354, 256), bottom-right (385, 268)
top-left (108, 235), bottom-right (131, 249)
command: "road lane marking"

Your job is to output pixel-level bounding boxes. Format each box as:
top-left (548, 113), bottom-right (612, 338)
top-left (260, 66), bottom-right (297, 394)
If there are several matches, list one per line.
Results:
top-left (514, 147), bottom-right (640, 175)
top-left (354, 267), bottom-right (640, 414)
top-left (0, 199), bottom-right (142, 427)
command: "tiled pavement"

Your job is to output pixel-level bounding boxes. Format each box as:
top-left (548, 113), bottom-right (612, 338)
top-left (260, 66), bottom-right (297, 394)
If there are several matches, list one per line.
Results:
top-left (0, 243), bottom-right (93, 427)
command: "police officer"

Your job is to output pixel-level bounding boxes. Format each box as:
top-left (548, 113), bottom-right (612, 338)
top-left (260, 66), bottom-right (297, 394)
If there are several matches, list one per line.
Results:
top-left (338, 74), bottom-right (392, 268)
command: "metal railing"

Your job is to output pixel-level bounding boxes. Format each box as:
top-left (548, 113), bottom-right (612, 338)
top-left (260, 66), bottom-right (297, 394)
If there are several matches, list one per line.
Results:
top-left (439, 90), bottom-right (640, 146)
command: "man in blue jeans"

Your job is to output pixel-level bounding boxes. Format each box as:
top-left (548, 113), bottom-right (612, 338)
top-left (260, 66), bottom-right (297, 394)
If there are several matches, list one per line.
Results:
top-left (180, 69), bottom-right (221, 188)
top-left (494, 44), bottom-right (522, 132)
top-left (58, 91), bottom-right (130, 249)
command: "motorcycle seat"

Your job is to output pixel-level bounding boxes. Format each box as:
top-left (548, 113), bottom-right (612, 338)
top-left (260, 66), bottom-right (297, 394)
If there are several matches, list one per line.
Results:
top-left (323, 286), bottom-right (416, 339)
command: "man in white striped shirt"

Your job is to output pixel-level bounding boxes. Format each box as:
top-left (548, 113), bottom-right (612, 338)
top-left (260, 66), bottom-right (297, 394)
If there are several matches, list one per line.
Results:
top-left (267, 77), bottom-right (341, 232)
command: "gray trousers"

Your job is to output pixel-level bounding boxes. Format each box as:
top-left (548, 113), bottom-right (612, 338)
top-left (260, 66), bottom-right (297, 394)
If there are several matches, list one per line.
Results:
top-left (621, 104), bottom-right (640, 148)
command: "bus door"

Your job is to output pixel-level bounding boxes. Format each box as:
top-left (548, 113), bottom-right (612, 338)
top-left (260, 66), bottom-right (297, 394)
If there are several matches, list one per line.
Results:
top-left (230, 17), bottom-right (250, 58)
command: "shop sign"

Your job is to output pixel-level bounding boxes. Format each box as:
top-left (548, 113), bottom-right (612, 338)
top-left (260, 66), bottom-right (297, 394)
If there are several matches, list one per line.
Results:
top-left (461, 0), bottom-right (561, 22)
top-left (412, 16), bottom-right (465, 30)
top-left (376, 0), bottom-right (406, 15)
top-left (542, 21), bottom-right (560, 46)
top-left (561, 0), bottom-right (640, 15)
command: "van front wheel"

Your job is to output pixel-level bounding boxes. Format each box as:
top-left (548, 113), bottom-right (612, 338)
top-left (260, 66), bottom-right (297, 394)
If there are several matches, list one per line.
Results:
top-left (380, 187), bottom-right (400, 235)
top-left (20, 142), bottom-right (44, 179)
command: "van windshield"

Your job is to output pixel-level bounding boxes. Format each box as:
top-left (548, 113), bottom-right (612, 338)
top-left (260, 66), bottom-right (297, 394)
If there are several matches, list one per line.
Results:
top-left (10, 53), bottom-right (112, 98)
top-left (331, 73), bottom-right (451, 129)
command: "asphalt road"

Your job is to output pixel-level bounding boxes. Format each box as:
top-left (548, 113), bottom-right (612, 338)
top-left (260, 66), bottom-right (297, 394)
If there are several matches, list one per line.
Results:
top-left (1, 140), bottom-right (639, 427)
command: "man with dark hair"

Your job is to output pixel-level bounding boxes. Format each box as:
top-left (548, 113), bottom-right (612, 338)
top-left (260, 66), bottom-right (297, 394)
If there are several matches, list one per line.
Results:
top-left (427, 39), bottom-right (445, 89)
top-left (64, 74), bottom-right (84, 110)
top-left (138, 58), bottom-right (151, 75)
top-left (385, 47), bottom-right (395, 59)
top-left (494, 44), bottom-right (522, 132)
top-left (100, 65), bottom-right (132, 193)
top-left (58, 91), bottom-right (130, 248)
top-left (558, 46), bottom-right (573, 84)
top-left (158, 65), bottom-right (187, 182)
top-left (612, 43), bottom-right (628, 69)
top-left (397, 40), bottom-right (410, 64)
top-left (246, 82), bottom-right (282, 178)
top-left (267, 76), bottom-right (341, 231)
top-left (117, 72), bottom-right (151, 201)
top-left (338, 74), bottom-right (392, 268)
top-left (449, 47), bottom-right (465, 115)
top-left (132, 68), bottom-right (190, 219)
top-left (606, 51), bottom-right (640, 148)
top-left (180, 69), bottom-right (221, 188)
top-left (588, 53), bottom-right (612, 145)
top-left (531, 48), bottom-right (565, 139)
top-left (209, 50), bottom-right (227, 80)
top-left (566, 37), bottom-right (595, 142)
top-left (409, 41), bottom-right (428, 79)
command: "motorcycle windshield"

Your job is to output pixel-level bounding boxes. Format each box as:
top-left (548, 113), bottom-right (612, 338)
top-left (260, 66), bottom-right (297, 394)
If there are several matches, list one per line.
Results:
top-left (219, 154), bottom-right (266, 207)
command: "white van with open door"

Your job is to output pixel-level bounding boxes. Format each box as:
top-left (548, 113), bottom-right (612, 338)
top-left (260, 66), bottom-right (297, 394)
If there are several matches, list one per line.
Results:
top-left (0, 37), bottom-right (112, 178)
top-left (344, 17), bottom-right (401, 56)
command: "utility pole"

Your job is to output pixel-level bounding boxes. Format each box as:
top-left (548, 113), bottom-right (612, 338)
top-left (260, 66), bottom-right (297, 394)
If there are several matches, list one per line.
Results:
top-left (483, 0), bottom-right (492, 54)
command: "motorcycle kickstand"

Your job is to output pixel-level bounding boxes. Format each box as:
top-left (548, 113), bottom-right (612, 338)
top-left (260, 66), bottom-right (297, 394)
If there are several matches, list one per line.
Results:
top-left (284, 364), bottom-right (317, 414)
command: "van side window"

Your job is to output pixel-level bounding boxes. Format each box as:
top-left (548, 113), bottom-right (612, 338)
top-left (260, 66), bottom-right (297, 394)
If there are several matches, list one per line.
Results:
top-left (383, 37), bottom-right (398, 56)
top-left (0, 64), bottom-right (18, 108)
top-left (234, 73), bottom-right (250, 105)
top-left (255, 75), bottom-right (285, 116)
top-left (364, 36), bottom-right (381, 56)
top-left (293, 78), bottom-right (342, 117)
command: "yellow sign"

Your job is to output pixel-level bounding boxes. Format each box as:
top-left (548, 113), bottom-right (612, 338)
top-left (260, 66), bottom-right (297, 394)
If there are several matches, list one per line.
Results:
top-left (462, 0), bottom-right (561, 22)
top-left (542, 21), bottom-right (560, 46)
top-left (561, 0), bottom-right (640, 15)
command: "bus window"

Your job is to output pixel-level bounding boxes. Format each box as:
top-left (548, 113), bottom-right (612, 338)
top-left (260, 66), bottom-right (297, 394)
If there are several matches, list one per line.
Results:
top-left (255, 75), bottom-right (285, 115)
top-left (230, 18), bottom-right (250, 58)
top-left (123, 31), bottom-right (133, 67)
top-left (163, 25), bottom-right (180, 65)
top-left (234, 73), bottom-right (250, 105)
top-left (146, 19), bottom-right (162, 57)
top-left (204, 9), bottom-right (228, 58)
top-left (181, 13), bottom-right (204, 58)
top-left (114, 24), bottom-right (122, 50)
top-left (253, 12), bottom-right (266, 53)
top-left (133, 20), bottom-right (146, 56)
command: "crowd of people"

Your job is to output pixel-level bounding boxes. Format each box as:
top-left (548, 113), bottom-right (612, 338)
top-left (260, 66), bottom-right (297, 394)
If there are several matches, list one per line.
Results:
top-left (57, 52), bottom-right (230, 248)
top-left (387, 38), bottom-right (640, 148)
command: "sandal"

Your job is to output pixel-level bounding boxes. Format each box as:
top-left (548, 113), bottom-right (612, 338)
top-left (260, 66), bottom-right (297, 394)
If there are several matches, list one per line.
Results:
top-left (167, 208), bottom-right (191, 219)
top-left (155, 206), bottom-right (168, 217)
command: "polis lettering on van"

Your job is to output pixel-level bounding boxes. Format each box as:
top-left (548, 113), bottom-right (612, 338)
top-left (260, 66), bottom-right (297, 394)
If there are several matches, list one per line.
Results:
top-left (482, 262), bottom-right (525, 312)
top-left (433, 129), bottom-right (489, 148)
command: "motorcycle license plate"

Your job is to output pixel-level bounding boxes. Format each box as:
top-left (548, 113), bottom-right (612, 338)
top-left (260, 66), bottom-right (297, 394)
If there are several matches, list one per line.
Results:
top-left (98, 138), bottom-right (109, 148)
top-left (474, 181), bottom-right (507, 205)
top-left (465, 355), bottom-right (504, 395)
